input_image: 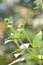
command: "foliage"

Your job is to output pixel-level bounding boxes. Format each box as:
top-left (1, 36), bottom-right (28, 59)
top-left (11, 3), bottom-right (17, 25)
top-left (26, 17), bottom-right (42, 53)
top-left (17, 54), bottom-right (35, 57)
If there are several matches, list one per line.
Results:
top-left (4, 18), bottom-right (43, 65)
top-left (0, 0), bottom-right (43, 65)
top-left (1, 0), bottom-right (42, 65)
top-left (34, 0), bottom-right (43, 10)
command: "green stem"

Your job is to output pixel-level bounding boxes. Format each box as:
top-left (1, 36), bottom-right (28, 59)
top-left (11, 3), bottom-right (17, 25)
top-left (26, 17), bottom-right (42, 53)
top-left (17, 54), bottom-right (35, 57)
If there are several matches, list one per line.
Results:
top-left (18, 38), bottom-right (35, 55)
top-left (13, 40), bottom-right (20, 49)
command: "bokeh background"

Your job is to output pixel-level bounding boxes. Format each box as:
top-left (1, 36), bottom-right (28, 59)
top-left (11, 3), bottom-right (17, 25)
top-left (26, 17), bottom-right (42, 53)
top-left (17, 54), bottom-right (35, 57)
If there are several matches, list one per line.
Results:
top-left (0, 0), bottom-right (43, 65)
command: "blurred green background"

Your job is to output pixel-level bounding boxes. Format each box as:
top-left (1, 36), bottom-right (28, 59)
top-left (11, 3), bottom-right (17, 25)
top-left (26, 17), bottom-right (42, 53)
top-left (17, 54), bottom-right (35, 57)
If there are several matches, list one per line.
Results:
top-left (0, 0), bottom-right (43, 65)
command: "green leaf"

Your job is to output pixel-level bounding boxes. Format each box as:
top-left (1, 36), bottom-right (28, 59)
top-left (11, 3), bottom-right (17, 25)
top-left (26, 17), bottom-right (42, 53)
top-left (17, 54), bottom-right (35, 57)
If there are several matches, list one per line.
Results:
top-left (8, 53), bottom-right (38, 65)
top-left (33, 31), bottom-right (42, 48)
